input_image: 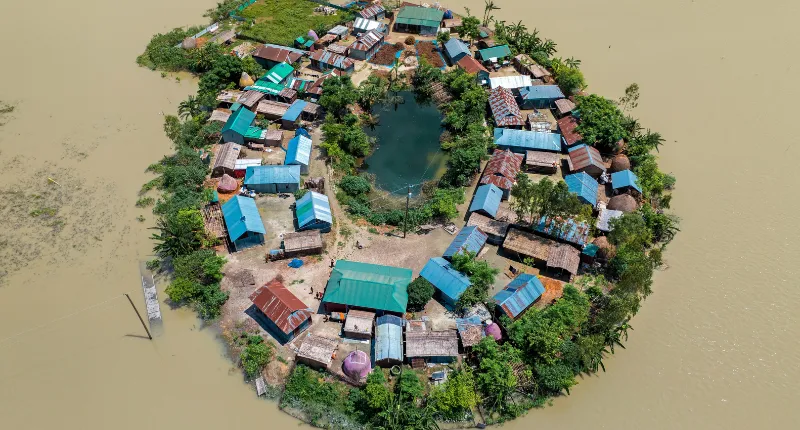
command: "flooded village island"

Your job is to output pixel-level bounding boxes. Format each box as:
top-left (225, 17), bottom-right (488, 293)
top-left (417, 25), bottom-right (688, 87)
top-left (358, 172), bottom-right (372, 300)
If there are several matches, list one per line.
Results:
top-left (138, 0), bottom-right (678, 428)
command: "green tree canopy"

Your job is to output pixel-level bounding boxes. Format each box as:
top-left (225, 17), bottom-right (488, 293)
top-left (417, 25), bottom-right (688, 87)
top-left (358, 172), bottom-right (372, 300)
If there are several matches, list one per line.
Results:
top-left (407, 276), bottom-right (435, 312)
top-left (574, 94), bottom-right (627, 152)
top-left (510, 175), bottom-right (588, 223)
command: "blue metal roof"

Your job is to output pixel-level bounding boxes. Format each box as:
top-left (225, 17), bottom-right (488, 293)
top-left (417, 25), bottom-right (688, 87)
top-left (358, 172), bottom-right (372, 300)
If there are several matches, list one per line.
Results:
top-left (295, 127), bottom-right (310, 138)
top-left (469, 183), bottom-right (502, 218)
top-left (493, 273), bottom-right (544, 319)
top-left (444, 38), bottom-right (470, 60)
top-left (282, 99), bottom-right (308, 122)
top-left (494, 128), bottom-right (561, 152)
top-left (534, 216), bottom-right (590, 247)
top-left (443, 226), bottom-right (488, 259)
top-left (519, 85), bottom-right (565, 101)
top-left (222, 196), bottom-right (266, 242)
top-left (295, 191), bottom-right (332, 229)
top-left (419, 257), bottom-right (471, 304)
top-left (285, 135), bottom-right (312, 167)
top-left (611, 169), bottom-right (642, 193)
top-left (244, 165), bottom-right (301, 186)
top-left (375, 315), bottom-right (403, 362)
top-left (564, 172), bottom-right (598, 206)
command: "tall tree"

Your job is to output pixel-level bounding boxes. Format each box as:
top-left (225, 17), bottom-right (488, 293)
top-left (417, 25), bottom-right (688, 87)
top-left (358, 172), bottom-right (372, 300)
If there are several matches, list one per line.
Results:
top-left (459, 9), bottom-right (481, 46)
top-left (482, 0), bottom-right (501, 27)
top-left (574, 94), bottom-right (628, 152)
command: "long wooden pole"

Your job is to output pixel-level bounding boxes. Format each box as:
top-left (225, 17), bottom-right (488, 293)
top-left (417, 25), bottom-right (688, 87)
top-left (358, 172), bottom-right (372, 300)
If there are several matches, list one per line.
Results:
top-left (124, 293), bottom-right (153, 340)
top-left (403, 184), bottom-right (410, 238)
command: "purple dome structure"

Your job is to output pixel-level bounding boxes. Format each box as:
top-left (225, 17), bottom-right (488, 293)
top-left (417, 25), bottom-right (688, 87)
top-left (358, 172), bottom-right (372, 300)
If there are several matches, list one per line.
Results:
top-left (485, 322), bottom-right (503, 341)
top-left (342, 350), bottom-right (371, 380)
top-left (308, 30), bottom-right (319, 41)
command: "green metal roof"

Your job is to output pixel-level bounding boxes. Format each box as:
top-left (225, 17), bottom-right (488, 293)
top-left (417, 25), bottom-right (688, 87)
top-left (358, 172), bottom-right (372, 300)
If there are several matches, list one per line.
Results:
top-left (222, 106), bottom-right (255, 135)
top-left (244, 126), bottom-right (264, 139)
top-left (263, 62), bottom-right (294, 84)
top-left (395, 6), bottom-right (444, 28)
top-left (323, 260), bottom-right (412, 313)
top-left (477, 44), bottom-right (512, 60)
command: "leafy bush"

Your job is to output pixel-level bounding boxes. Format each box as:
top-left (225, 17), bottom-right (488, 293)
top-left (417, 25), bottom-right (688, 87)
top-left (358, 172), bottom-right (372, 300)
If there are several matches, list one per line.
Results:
top-left (405, 35), bottom-right (416, 45)
top-left (339, 175), bottom-right (371, 196)
top-left (574, 94), bottom-right (628, 152)
top-left (407, 276), bottom-right (435, 311)
top-left (165, 250), bottom-right (228, 319)
top-left (240, 335), bottom-right (274, 378)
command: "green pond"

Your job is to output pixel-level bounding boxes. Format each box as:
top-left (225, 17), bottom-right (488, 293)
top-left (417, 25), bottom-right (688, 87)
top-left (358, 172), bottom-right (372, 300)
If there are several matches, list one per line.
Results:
top-left (363, 91), bottom-right (446, 195)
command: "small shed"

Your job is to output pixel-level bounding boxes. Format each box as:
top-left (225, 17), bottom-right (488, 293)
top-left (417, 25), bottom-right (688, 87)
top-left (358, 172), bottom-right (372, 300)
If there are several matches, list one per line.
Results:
top-left (554, 98), bottom-right (576, 117)
top-left (309, 50), bottom-right (355, 74)
top-left (525, 150), bottom-right (560, 174)
top-left (326, 43), bottom-right (349, 56)
top-left (295, 191), bottom-right (333, 232)
top-left (546, 243), bottom-right (581, 277)
top-left (489, 87), bottom-right (524, 128)
top-left (285, 134), bottom-right (312, 174)
top-left (611, 169), bottom-right (642, 194)
top-left (518, 85), bottom-right (565, 109)
top-left (494, 128), bottom-right (561, 153)
top-left (375, 315), bottom-right (403, 366)
top-left (221, 107), bottom-right (256, 145)
top-left (469, 184), bottom-right (503, 218)
top-left (502, 228), bottom-right (557, 264)
top-left (557, 116), bottom-right (584, 148)
top-left (252, 45), bottom-right (304, 69)
top-left (455, 315), bottom-right (485, 348)
top-left (467, 212), bottom-right (510, 245)
top-left (263, 129), bottom-right (284, 146)
top-left (489, 75), bottom-right (533, 90)
top-left (296, 334), bottom-right (338, 370)
top-left (281, 100), bottom-right (308, 130)
top-left (405, 330), bottom-right (459, 364)
top-left (283, 230), bottom-right (323, 256)
top-left (596, 208), bottom-right (624, 233)
top-left (564, 172), bottom-right (599, 207)
top-left (222, 196), bottom-right (266, 251)
top-left (527, 109), bottom-right (557, 132)
top-left (263, 62), bottom-right (294, 85)
top-left (567, 144), bottom-right (606, 178)
top-left (249, 279), bottom-right (313, 343)
top-left (212, 142), bottom-right (243, 177)
top-left (359, 3), bottom-right (385, 20)
top-left (394, 6), bottom-right (444, 35)
top-left (534, 216), bottom-right (591, 247)
top-left (256, 99), bottom-right (291, 119)
top-left (343, 309), bottom-right (375, 339)
top-left (456, 56), bottom-right (490, 84)
top-left (327, 25), bottom-right (349, 39)
top-left (420, 257), bottom-right (472, 309)
top-left (349, 30), bottom-right (384, 61)
top-left (476, 44), bottom-right (512, 63)
top-left (494, 274), bottom-right (545, 320)
top-left (244, 165), bottom-right (301, 194)
top-left (443, 226), bottom-right (488, 260)
top-left (444, 38), bottom-right (470, 63)
top-left (210, 108), bottom-right (232, 123)
top-left (480, 149), bottom-right (523, 199)
top-left (238, 90), bottom-right (265, 110)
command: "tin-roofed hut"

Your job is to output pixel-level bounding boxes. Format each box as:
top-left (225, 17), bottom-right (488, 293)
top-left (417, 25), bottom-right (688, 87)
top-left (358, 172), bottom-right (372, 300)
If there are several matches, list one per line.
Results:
top-left (343, 309), bottom-right (375, 340)
top-left (469, 184), bottom-right (503, 218)
top-left (249, 279), bottom-right (312, 343)
top-left (405, 330), bottom-right (459, 364)
top-left (212, 142), bottom-right (242, 177)
top-left (494, 274), bottom-right (545, 320)
top-left (567, 144), bottom-right (606, 178)
top-left (295, 191), bottom-right (332, 232)
top-left (546, 243), bottom-right (581, 278)
top-left (222, 196), bottom-right (266, 251)
top-left (420, 257), bottom-right (472, 309)
top-left (443, 226), bottom-right (488, 260)
top-left (283, 230), bottom-right (323, 256)
top-left (375, 315), bottom-right (403, 366)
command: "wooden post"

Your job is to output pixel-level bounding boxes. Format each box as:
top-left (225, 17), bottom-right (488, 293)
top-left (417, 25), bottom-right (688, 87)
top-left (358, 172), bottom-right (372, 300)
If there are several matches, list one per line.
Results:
top-left (403, 184), bottom-right (410, 238)
top-left (124, 293), bottom-right (153, 340)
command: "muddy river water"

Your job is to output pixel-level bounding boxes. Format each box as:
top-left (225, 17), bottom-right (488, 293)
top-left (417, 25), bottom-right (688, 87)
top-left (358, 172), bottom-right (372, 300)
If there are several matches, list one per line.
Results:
top-left (1, 0), bottom-right (798, 428)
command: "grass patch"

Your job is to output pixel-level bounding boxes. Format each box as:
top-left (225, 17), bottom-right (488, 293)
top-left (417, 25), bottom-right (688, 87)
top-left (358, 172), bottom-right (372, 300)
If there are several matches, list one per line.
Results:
top-left (239, 0), bottom-right (350, 46)
top-left (368, 227), bottom-right (379, 234)
top-left (135, 197), bottom-right (155, 207)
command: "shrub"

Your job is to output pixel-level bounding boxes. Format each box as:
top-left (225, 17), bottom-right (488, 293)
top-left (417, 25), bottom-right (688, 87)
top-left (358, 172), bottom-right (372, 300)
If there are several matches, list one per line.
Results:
top-left (394, 42), bottom-right (405, 50)
top-left (339, 175), bottom-right (371, 196)
top-left (407, 276), bottom-right (435, 311)
top-left (294, 188), bottom-right (308, 200)
top-left (240, 335), bottom-right (273, 378)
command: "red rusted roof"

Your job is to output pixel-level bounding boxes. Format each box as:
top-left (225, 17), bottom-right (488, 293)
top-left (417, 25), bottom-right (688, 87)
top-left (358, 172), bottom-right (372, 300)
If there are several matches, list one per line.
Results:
top-left (480, 174), bottom-right (514, 190)
top-left (567, 144), bottom-right (605, 172)
top-left (489, 87), bottom-right (524, 127)
top-left (253, 45), bottom-right (303, 64)
top-left (480, 149), bottom-right (522, 190)
top-left (457, 55), bottom-right (489, 75)
top-left (557, 116), bottom-right (583, 146)
top-left (249, 279), bottom-right (312, 335)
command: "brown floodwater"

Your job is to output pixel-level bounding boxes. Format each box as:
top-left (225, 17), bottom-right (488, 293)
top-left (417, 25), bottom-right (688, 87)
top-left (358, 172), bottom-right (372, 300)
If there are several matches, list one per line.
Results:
top-left (1, 0), bottom-right (797, 428)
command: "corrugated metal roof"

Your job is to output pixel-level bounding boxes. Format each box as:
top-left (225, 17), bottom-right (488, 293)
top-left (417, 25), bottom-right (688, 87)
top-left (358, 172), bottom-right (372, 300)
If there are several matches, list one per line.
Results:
top-left (611, 169), bottom-right (642, 193)
top-left (395, 6), bottom-right (444, 28)
top-left (455, 315), bottom-right (485, 347)
top-left (479, 175), bottom-right (513, 190)
top-left (253, 45), bottom-right (303, 64)
top-left (323, 260), bottom-right (412, 313)
top-left (596, 208), bottom-right (624, 232)
top-left (457, 55), bottom-right (489, 75)
top-left (469, 183), bottom-right (503, 218)
top-left (488, 87), bottom-right (524, 127)
top-left (354, 17), bottom-right (382, 32)
top-left (295, 191), bottom-right (332, 229)
top-left (222, 106), bottom-right (255, 135)
top-left (310, 49), bottom-right (354, 70)
top-left (327, 25), bottom-right (349, 36)
top-left (494, 273), bottom-right (544, 319)
top-left (557, 115), bottom-right (583, 146)
top-left (264, 62), bottom-right (294, 84)
top-left (249, 279), bottom-right (312, 335)
top-left (494, 128), bottom-right (561, 152)
top-left (222, 196), bottom-right (266, 242)
top-left (489, 75), bottom-right (533, 89)
top-left (359, 4), bottom-right (385, 19)
top-left (244, 126), bottom-right (266, 139)
top-left (244, 165), bottom-right (301, 186)
top-left (420, 257), bottom-right (471, 304)
top-left (351, 30), bottom-right (383, 52)
top-left (444, 38), bottom-right (470, 60)
top-left (477, 44), bottom-right (512, 60)
top-left (568, 144), bottom-right (605, 172)
top-left (247, 80), bottom-right (285, 95)
top-left (555, 98), bottom-right (576, 115)
top-left (234, 158), bottom-right (261, 170)
top-left (534, 216), bottom-right (590, 247)
top-left (482, 149), bottom-right (523, 181)
top-left (282, 99), bottom-right (308, 122)
top-left (564, 172), bottom-right (598, 206)
top-left (443, 226), bottom-right (488, 259)
top-left (375, 315), bottom-right (403, 362)
top-left (519, 85), bottom-right (565, 101)
top-left (285, 134), bottom-right (312, 167)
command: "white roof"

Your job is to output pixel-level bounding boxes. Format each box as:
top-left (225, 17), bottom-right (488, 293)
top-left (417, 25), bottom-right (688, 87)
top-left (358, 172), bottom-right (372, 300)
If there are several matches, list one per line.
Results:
top-left (234, 159), bottom-right (262, 170)
top-left (354, 17), bottom-right (382, 32)
top-left (489, 75), bottom-right (533, 90)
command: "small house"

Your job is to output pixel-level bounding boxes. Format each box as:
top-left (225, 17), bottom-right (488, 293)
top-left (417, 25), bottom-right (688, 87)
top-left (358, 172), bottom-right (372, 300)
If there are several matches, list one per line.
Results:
top-left (353, 17), bottom-right (387, 35)
top-left (263, 62), bottom-right (294, 85)
top-left (222, 196), bottom-right (266, 251)
top-left (502, 228), bottom-right (557, 265)
top-left (295, 191), bottom-right (333, 232)
top-left (301, 102), bottom-right (320, 121)
top-left (443, 226), bottom-right (488, 260)
top-left (611, 169), bottom-right (642, 194)
top-left (405, 330), bottom-right (459, 364)
top-left (489, 87), bottom-right (524, 128)
top-left (244, 165), bottom-right (301, 194)
top-left (221, 107), bottom-right (256, 145)
top-left (444, 38), bottom-right (470, 63)
top-left (455, 315), bottom-right (485, 349)
top-left (527, 109), bottom-right (557, 132)
top-left (554, 98), bottom-right (576, 117)
top-left (489, 75), bottom-right (533, 90)
top-left (547, 243), bottom-right (581, 279)
top-left (263, 129), bottom-right (284, 147)
top-left (493, 128), bottom-right (562, 153)
top-left (282, 230), bottom-right (323, 256)
top-left (469, 183), bottom-right (503, 218)
top-left (238, 90), bottom-right (265, 110)
top-left (327, 25), bottom-right (349, 40)
top-left (359, 3), bottom-right (386, 20)
top-left (513, 54), bottom-right (551, 79)
top-left (420, 257), bottom-right (472, 309)
top-left (343, 309), bottom-right (375, 339)
top-left (493, 274), bottom-right (545, 320)
top-left (216, 89), bottom-right (243, 107)
top-left (518, 85), bottom-right (565, 109)
top-left (252, 44), bottom-right (304, 69)
top-left (467, 212), bottom-right (510, 245)
top-left (567, 144), bottom-right (606, 178)
top-left (209, 108), bottom-right (232, 123)
top-left (375, 315), bottom-right (403, 366)
top-left (296, 334), bottom-right (338, 370)
top-left (525, 150), bottom-right (560, 174)
top-left (233, 158), bottom-right (261, 178)
top-left (456, 56), bottom-right (490, 84)
top-left (285, 134), bottom-right (312, 173)
top-left (256, 99), bottom-right (291, 119)
top-left (326, 43), bottom-right (350, 56)
top-left (557, 116), bottom-right (584, 148)
top-left (480, 149), bottom-right (523, 200)
top-left (476, 44), bottom-right (512, 63)
top-left (564, 172), bottom-right (599, 206)
top-left (212, 142), bottom-right (243, 177)
top-left (322, 260), bottom-right (413, 314)
top-left (349, 30), bottom-right (384, 60)
top-left (393, 6), bottom-right (444, 35)
top-left (309, 50), bottom-right (355, 74)
top-left (534, 216), bottom-right (591, 247)
top-left (249, 279), bottom-right (313, 343)
top-left (281, 99), bottom-right (307, 130)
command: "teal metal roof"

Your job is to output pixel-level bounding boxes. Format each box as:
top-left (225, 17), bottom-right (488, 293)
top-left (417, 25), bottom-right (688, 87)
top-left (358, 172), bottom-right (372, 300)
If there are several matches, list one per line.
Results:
top-left (469, 183), bottom-right (502, 218)
top-left (247, 80), bottom-right (285, 95)
top-left (477, 44), bottom-right (512, 60)
top-left (222, 196), bottom-right (266, 242)
top-left (323, 260), bottom-right (412, 313)
top-left (244, 165), bottom-right (301, 186)
top-left (443, 226), bottom-right (487, 259)
top-left (494, 128), bottom-right (561, 152)
top-left (493, 273), bottom-right (544, 319)
top-left (285, 134), bottom-right (312, 167)
top-left (222, 106), bottom-right (255, 135)
top-left (395, 6), bottom-right (444, 28)
top-left (564, 172), bottom-right (598, 206)
top-left (611, 169), bottom-right (642, 193)
top-left (519, 85), bottom-right (565, 101)
top-left (420, 257), bottom-right (471, 305)
top-left (295, 191), bottom-right (332, 229)
top-left (245, 126), bottom-right (264, 139)
top-left (263, 62), bottom-right (294, 84)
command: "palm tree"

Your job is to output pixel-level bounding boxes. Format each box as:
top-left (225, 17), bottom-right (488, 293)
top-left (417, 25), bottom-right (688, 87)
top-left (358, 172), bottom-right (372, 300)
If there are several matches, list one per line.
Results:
top-left (178, 95), bottom-right (200, 120)
top-left (565, 57), bottom-right (582, 68)
top-left (482, 0), bottom-right (501, 27)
